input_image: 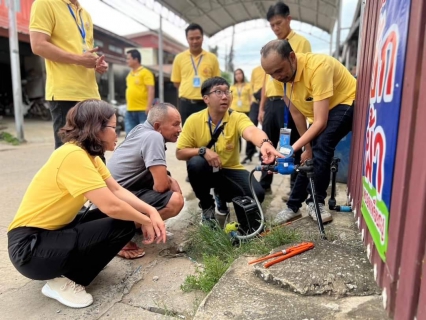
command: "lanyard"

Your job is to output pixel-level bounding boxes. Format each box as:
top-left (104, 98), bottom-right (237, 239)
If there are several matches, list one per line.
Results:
top-left (236, 83), bottom-right (245, 98)
top-left (67, 4), bottom-right (86, 42)
top-left (208, 115), bottom-right (223, 137)
top-left (190, 55), bottom-right (203, 76)
top-left (284, 82), bottom-right (294, 128)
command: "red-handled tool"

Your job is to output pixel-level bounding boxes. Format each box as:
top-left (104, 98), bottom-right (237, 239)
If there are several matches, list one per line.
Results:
top-left (248, 242), bottom-right (314, 268)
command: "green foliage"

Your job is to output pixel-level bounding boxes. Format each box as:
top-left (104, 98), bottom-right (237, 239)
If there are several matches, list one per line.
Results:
top-left (181, 223), bottom-right (300, 293)
top-left (221, 71), bottom-right (232, 84)
top-left (0, 131), bottom-right (20, 145)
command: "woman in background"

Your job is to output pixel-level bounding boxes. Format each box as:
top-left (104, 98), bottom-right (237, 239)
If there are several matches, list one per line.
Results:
top-left (230, 68), bottom-right (254, 164)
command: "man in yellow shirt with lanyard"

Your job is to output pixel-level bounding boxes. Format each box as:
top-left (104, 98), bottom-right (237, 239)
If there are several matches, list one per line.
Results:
top-left (258, 2), bottom-right (311, 194)
top-left (29, 0), bottom-right (108, 149)
top-left (125, 49), bottom-right (155, 134)
top-left (171, 23), bottom-right (221, 125)
top-left (261, 39), bottom-right (356, 225)
top-left (176, 77), bottom-right (282, 223)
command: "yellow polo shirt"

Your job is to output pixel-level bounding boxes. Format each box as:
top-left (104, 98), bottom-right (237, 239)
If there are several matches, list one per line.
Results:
top-left (230, 83), bottom-right (252, 113)
top-left (171, 50), bottom-right (221, 100)
top-left (29, 0), bottom-right (100, 101)
top-left (287, 53), bottom-right (357, 123)
top-left (8, 143), bottom-right (111, 231)
top-left (250, 66), bottom-right (265, 94)
top-left (177, 109), bottom-right (254, 169)
top-left (126, 67), bottom-right (155, 111)
top-left (265, 31), bottom-right (311, 97)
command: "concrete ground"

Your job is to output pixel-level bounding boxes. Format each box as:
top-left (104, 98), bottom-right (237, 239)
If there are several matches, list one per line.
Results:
top-left (0, 117), bottom-right (389, 319)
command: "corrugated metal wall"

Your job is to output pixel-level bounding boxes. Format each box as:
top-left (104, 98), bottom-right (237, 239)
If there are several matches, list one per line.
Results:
top-left (348, 0), bottom-right (426, 318)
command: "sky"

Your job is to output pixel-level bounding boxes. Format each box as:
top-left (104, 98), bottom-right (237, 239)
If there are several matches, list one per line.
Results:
top-left (79, 0), bottom-right (359, 79)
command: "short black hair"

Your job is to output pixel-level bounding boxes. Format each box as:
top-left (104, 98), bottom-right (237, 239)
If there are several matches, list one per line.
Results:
top-left (126, 49), bottom-right (141, 63)
top-left (261, 40), bottom-right (294, 59)
top-left (233, 68), bottom-right (245, 84)
top-left (185, 23), bottom-right (204, 36)
top-left (201, 77), bottom-right (229, 96)
top-left (266, 1), bottom-right (290, 21)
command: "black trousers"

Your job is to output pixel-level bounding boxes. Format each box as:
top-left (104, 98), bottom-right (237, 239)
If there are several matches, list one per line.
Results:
top-left (260, 98), bottom-right (301, 190)
top-left (49, 101), bottom-right (79, 149)
top-left (8, 209), bottom-right (135, 286)
top-left (246, 101), bottom-right (259, 158)
top-left (179, 98), bottom-right (206, 125)
top-left (187, 156), bottom-right (265, 210)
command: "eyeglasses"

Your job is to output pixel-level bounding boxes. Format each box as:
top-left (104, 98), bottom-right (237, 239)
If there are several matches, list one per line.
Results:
top-left (104, 125), bottom-right (116, 130)
top-left (207, 90), bottom-right (232, 97)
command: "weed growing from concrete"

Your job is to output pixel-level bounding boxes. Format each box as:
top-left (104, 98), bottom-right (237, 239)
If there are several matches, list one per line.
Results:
top-left (181, 224), bottom-right (300, 293)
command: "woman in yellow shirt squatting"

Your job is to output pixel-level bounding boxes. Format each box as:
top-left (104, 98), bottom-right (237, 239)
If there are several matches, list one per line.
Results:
top-left (7, 100), bottom-right (166, 309)
top-left (230, 68), bottom-right (253, 161)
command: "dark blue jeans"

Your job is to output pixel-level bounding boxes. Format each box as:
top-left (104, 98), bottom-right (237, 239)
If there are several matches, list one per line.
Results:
top-left (287, 104), bottom-right (354, 212)
top-left (49, 101), bottom-right (79, 149)
top-left (187, 156), bottom-right (265, 210)
top-left (125, 111), bottom-right (147, 134)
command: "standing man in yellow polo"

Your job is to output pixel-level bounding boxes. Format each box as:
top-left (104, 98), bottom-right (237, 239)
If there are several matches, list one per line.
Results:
top-left (125, 49), bottom-right (155, 134)
top-left (29, 0), bottom-right (108, 149)
top-left (257, 1), bottom-right (311, 193)
top-left (171, 23), bottom-right (221, 125)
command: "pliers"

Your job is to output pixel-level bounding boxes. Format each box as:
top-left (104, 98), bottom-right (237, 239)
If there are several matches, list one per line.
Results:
top-left (248, 242), bottom-right (315, 268)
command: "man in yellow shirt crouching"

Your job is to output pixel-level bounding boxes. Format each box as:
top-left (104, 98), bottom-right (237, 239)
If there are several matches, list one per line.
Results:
top-left (261, 39), bottom-right (356, 226)
top-left (176, 77), bottom-right (282, 223)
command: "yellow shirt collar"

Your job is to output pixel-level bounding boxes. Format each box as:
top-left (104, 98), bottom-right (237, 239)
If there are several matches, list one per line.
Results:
top-left (293, 53), bottom-right (306, 83)
top-left (286, 30), bottom-right (296, 40)
top-left (202, 108), bottom-right (232, 124)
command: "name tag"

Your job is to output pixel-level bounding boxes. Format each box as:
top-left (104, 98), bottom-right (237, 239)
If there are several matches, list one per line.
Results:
top-left (237, 100), bottom-right (242, 107)
top-left (193, 76), bottom-right (201, 88)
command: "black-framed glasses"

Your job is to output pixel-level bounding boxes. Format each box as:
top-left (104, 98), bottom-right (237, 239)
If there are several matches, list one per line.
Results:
top-left (104, 125), bottom-right (116, 130)
top-left (208, 90), bottom-right (232, 97)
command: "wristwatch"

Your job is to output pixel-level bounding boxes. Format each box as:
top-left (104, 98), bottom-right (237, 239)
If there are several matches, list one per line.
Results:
top-left (198, 147), bottom-right (206, 157)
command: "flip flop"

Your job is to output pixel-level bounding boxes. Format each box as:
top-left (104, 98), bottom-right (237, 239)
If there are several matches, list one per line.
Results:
top-left (117, 241), bottom-right (146, 260)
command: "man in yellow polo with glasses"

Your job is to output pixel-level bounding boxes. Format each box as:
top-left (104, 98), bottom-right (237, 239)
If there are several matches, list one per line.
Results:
top-left (261, 39), bottom-right (356, 225)
top-left (176, 77), bottom-right (282, 223)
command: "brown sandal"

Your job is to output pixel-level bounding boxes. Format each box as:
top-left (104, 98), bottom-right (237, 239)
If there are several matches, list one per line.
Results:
top-left (117, 241), bottom-right (145, 260)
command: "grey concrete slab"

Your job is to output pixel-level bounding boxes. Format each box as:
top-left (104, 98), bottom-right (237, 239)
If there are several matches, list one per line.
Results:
top-left (193, 256), bottom-right (388, 320)
top-left (98, 302), bottom-right (176, 319)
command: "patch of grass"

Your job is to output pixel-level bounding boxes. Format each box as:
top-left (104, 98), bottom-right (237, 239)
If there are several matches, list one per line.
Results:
top-left (181, 255), bottom-right (233, 293)
top-left (181, 223), bottom-right (301, 293)
top-left (0, 131), bottom-right (20, 145)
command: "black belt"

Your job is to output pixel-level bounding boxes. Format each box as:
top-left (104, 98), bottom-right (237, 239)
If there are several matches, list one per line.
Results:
top-left (268, 96), bottom-right (283, 101)
top-left (180, 98), bottom-right (204, 104)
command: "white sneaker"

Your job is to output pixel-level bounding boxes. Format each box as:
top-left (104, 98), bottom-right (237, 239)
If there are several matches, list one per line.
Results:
top-left (42, 277), bottom-right (93, 308)
top-left (273, 208), bottom-right (302, 225)
top-left (307, 203), bottom-right (333, 223)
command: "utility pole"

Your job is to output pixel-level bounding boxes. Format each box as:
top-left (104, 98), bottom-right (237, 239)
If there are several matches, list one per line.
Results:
top-left (158, 15), bottom-right (164, 103)
top-left (8, 0), bottom-right (25, 141)
top-left (335, 0), bottom-right (342, 60)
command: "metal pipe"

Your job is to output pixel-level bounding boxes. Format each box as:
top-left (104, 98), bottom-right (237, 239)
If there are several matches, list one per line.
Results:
top-left (158, 15), bottom-right (164, 103)
top-left (8, 0), bottom-right (25, 142)
top-left (335, 0), bottom-right (342, 59)
top-left (108, 62), bottom-right (115, 102)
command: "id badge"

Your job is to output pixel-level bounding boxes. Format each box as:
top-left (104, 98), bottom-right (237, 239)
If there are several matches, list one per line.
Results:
top-left (213, 167), bottom-right (219, 173)
top-left (82, 41), bottom-right (88, 53)
top-left (193, 76), bottom-right (201, 88)
top-left (237, 100), bottom-right (243, 107)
